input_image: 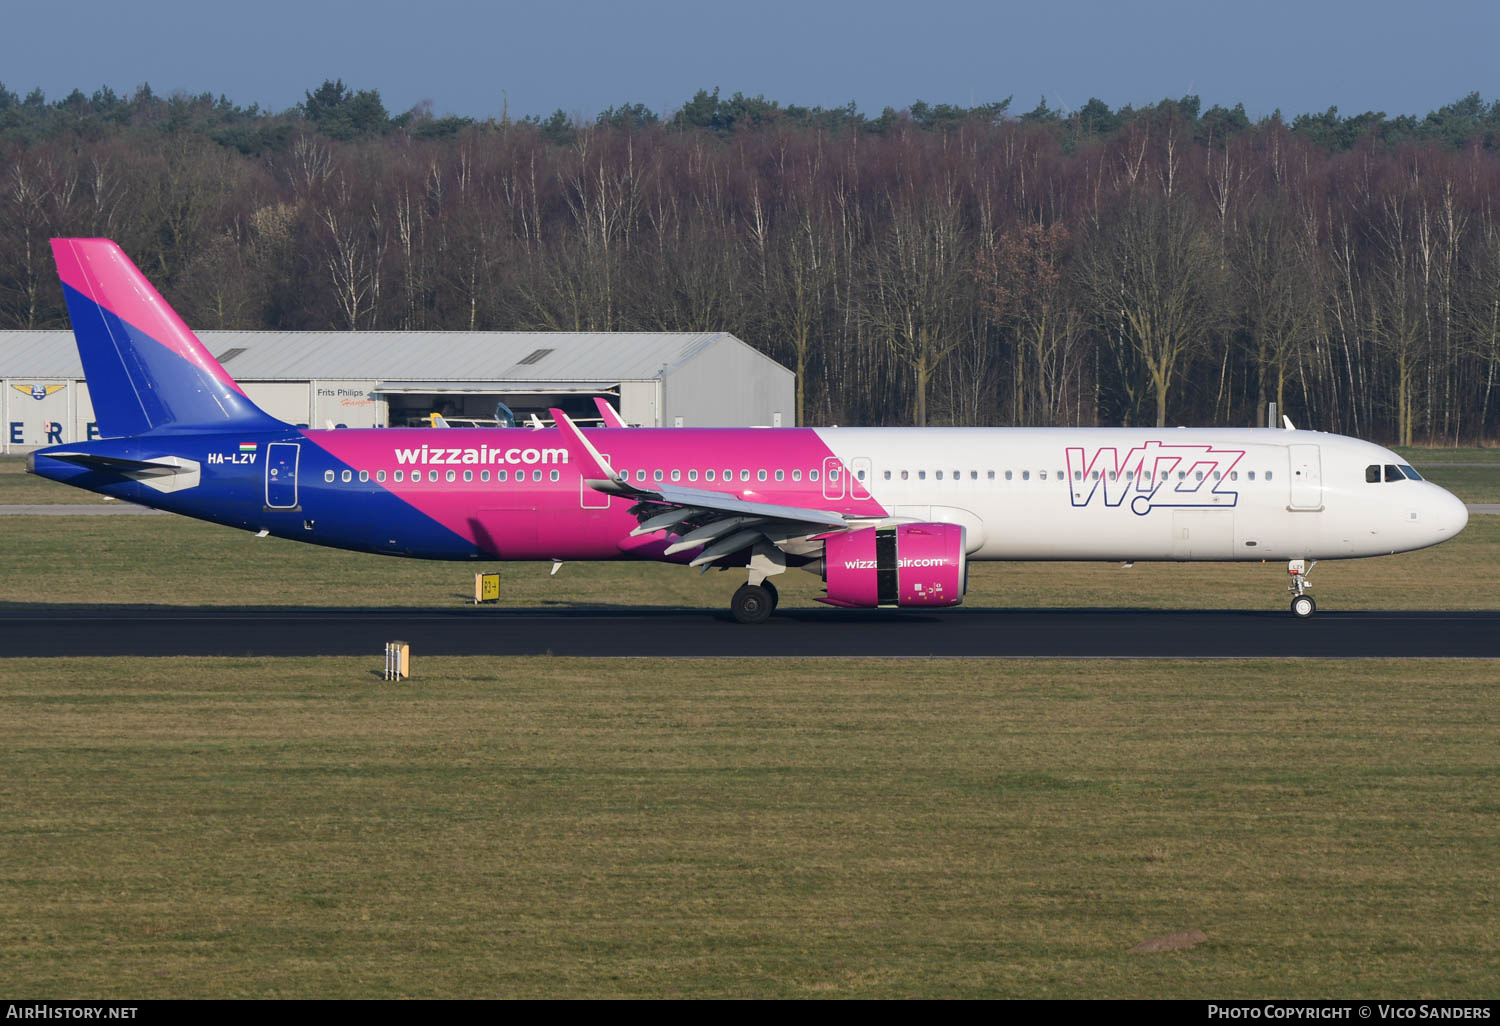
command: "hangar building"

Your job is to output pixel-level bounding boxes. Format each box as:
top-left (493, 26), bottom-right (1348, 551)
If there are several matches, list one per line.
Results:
top-left (0, 330), bottom-right (794, 451)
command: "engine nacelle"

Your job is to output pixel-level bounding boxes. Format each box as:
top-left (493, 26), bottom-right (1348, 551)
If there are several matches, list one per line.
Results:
top-left (820, 523), bottom-right (968, 608)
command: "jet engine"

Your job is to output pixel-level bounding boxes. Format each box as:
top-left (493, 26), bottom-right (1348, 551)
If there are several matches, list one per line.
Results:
top-left (818, 523), bottom-right (967, 608)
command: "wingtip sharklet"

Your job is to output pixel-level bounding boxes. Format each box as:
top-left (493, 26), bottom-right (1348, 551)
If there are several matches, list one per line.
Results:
top-left (593, 397), bottom-right (627, 428)
top-left (552, 406), bottom-right (856, 531)
top-left (549, 407), bottom-right (622, 485)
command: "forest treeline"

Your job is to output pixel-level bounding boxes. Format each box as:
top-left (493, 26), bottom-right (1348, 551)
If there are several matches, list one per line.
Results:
top-left (5, 80), bottom-right (1500, 441)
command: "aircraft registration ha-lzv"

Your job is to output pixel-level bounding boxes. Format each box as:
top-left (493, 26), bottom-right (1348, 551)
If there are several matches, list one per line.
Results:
top-left (30, 238), bottom-right (1469, 622)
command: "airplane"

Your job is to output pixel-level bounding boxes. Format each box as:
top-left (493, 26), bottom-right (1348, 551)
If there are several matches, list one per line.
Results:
top-left (28, 238), bottom-right (1470, 623)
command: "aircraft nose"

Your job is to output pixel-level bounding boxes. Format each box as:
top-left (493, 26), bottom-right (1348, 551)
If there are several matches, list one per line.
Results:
top-left (1450, 491), bottom-right (1469, 535)
top-left (1433, 486), bottom-right (1468, 538)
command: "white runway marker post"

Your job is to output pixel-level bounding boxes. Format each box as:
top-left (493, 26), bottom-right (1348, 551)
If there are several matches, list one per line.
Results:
top-left (384, 641), bottom-right (409, 681)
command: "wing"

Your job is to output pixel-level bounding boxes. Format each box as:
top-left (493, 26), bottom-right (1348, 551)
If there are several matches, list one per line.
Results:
top-left (549, 408), bottom-right (862, 568)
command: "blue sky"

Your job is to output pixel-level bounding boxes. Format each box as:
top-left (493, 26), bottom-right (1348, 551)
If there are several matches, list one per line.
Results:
top-left (3, 0), bottom-right (1495, 121)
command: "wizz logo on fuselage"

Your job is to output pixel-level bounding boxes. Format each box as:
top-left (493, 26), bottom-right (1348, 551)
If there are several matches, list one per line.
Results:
top-left (1065, 442), bottom-right (1245, 515)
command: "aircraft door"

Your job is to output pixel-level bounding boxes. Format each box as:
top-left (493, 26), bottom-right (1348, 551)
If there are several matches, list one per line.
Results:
top-left (822, 456), bottom-right (846, 500)
top-left (265, 442), bottom-right (300, 509)
top-left (1287, 444), bottom-right (1323, 510)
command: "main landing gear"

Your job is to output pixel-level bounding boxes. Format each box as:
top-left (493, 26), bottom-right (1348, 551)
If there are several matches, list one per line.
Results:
top-left (1287, 559), bottom-right (1317, 618)
top-left (729, 542), bottom-right (784, 624)
top-left (731, 582), bottom-right (777, 624)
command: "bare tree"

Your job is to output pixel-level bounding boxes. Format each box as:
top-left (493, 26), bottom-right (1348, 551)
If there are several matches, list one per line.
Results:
top-left (764, 204), bottom-right (836, 424)
top-left (1233, 202), bottom-right (1317, 420)
top-left (865, 186), bottom-right (969, 425)
top-left (1370, 193), bottom-right (1424, 446)
top-left (1078, 192), bottom-right (1221, 427)
top-left (318, 173), bottom-right (387, 330)
top-left (976, 219), bottom-right (1083, 424)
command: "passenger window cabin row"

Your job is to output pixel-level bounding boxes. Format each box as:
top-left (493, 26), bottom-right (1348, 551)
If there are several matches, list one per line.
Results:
top-left (323, 468), bottom-right (561, 484)
top-left (320, 467), bottom-right (833, 486)
top-left (615, 467), bottom-right (822, 484)
top-left (881, 468), bottom-right (1276, 482)
top-left (320, 463), bottom-right (1308, 488)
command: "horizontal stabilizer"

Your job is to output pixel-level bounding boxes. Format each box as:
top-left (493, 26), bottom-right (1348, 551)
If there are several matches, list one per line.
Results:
top-left (35, 451), bottom-right (200, 493)
top-left (40, 451), bottom-right (171, 472)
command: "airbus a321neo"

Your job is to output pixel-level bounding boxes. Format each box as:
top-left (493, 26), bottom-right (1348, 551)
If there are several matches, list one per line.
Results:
top-left (28, 239), bottom-right (1470, 622)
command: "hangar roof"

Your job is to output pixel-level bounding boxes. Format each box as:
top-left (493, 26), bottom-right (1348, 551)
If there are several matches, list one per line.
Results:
top-left (0, 330), bottom-right (762, 381)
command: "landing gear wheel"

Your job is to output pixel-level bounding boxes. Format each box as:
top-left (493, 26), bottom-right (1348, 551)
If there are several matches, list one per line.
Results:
top-left (731, 583), bottom-right (774, 624)
top-left (763, 580), bottom-right (780, 611)
top-left (1290, 595), bottom-right (1316, 619)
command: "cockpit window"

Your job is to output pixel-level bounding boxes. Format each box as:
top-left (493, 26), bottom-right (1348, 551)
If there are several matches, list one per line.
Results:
top-left (1369, 463), bottom-right (1423, 483)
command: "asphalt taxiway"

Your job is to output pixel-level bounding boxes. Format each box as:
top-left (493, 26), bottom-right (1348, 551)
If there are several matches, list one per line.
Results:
top-left (3, 606), bottom-right (1498, 658)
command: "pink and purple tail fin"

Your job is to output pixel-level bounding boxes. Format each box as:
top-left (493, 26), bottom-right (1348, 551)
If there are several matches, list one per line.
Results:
top-left (51, 238), bottom-right (282, 437)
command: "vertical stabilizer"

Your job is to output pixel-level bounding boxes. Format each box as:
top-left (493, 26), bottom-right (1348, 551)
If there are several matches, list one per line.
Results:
top-left (50, 238), bottom-right (282, 437)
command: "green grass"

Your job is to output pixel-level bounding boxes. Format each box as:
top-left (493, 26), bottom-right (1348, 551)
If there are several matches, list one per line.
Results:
top-left (5, 447), bottom-right (1497, 998)
top-left (1409, 465), bottom-right (1500, 503)
top-left (1386, 442), bottom-right (1500, 500)
top-left (1, 656), bottom-right (1495, 998)
top-left (0, 456), bottom-right (107, 504)
top-left (1395, 445), bottom-right (1500, 464)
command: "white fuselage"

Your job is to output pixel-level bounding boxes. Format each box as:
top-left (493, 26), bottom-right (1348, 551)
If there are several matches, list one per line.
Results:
top-left (816, 427), bottom-right (1468, 562)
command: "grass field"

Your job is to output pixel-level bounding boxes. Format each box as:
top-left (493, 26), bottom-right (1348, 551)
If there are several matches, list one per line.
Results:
top-left (1393, 446), bottom-right (1500, 463)
top-left (4, 451), bottom-right (1497, 999)
top-left (0, 456), bottom-right (104, 504)
top-left (1, 655), bottom-right (1496, 999)
top-left (1403, 464), bottom-right (1500, 503)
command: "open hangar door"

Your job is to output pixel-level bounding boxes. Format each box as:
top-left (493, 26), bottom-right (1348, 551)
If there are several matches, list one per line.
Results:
top-left (373, 382), bottom-right (622, 428)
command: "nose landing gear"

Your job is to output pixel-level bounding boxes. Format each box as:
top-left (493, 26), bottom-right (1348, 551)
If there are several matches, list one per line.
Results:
top-left (1287, 559), bottom-right (1317, 618)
